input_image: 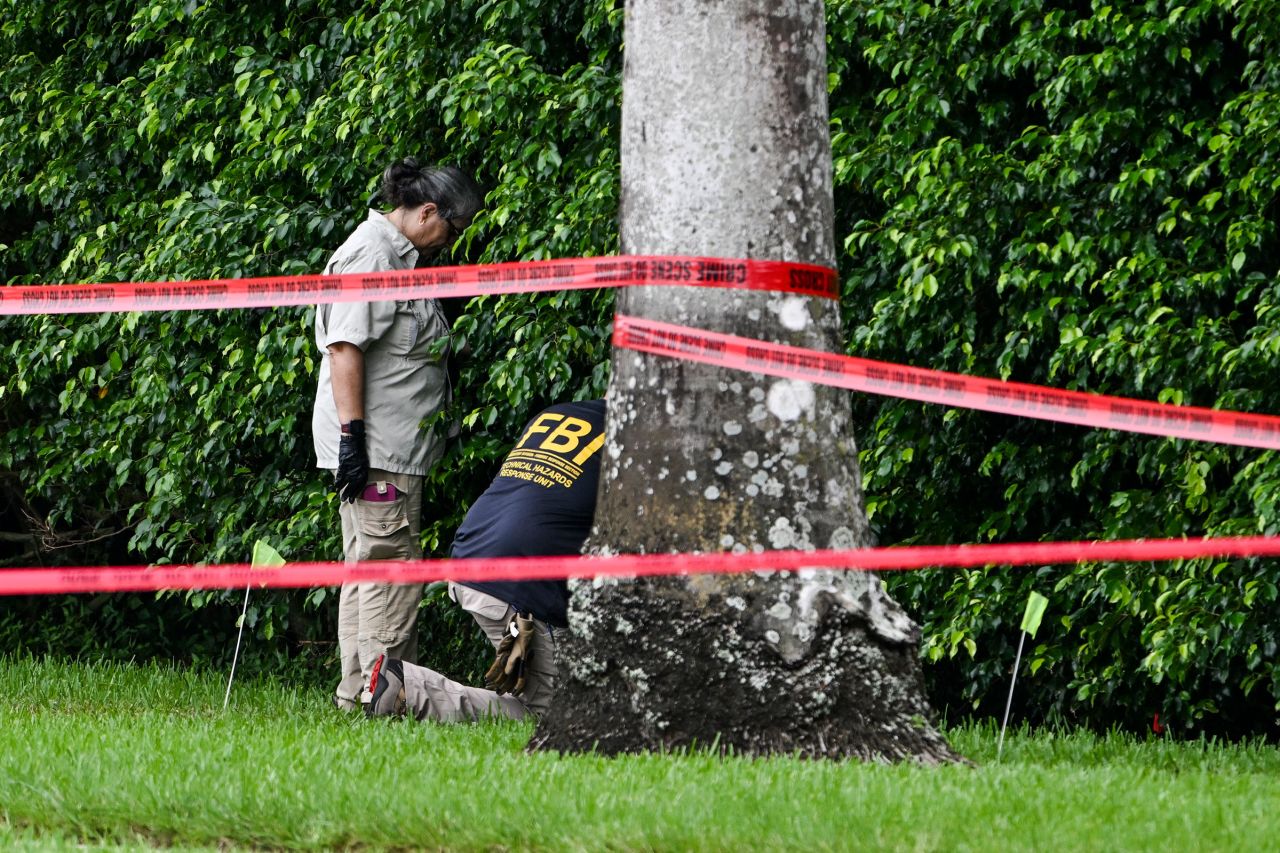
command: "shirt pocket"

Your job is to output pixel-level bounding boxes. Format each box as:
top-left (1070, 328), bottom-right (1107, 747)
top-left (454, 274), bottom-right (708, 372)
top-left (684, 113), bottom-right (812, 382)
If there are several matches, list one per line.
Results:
top-left (405, 300), bottom-right (449, 362)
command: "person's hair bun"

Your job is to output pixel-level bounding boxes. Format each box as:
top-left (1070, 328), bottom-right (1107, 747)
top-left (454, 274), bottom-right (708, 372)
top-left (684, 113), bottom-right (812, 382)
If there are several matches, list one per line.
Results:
top-left (376, 159), bottom-right (484, 221)
top-left (381, 158), bottom-right (423, 208)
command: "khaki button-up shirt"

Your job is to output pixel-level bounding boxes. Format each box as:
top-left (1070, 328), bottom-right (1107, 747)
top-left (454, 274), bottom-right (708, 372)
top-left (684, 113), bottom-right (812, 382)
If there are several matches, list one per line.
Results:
top-left (312, 210), bottom-right (450, 476)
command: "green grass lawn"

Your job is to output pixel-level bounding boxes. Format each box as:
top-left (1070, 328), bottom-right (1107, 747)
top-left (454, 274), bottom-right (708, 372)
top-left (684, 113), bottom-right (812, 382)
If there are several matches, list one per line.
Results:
top-left (1, 657), bottom-right (1278, 851)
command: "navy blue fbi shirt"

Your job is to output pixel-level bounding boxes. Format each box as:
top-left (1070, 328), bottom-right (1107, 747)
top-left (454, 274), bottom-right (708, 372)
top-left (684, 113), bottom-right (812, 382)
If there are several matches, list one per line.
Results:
top-left (452, 399), bottom-right (606, 627)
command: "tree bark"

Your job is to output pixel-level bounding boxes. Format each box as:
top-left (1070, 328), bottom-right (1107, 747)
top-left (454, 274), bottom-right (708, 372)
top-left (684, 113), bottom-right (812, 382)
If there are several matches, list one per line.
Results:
top-left (531, 0), bottom-right (960, 763)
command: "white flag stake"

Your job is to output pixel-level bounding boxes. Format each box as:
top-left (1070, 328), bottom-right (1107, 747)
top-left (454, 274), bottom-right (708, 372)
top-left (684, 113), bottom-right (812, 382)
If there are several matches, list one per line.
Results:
top-left (223, 583), bottom-right (252, 711)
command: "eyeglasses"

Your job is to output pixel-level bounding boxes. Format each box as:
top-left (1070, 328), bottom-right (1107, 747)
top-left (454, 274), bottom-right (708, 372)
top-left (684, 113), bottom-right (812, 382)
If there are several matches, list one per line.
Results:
top-left (440, 212), bottom-right (464, 241)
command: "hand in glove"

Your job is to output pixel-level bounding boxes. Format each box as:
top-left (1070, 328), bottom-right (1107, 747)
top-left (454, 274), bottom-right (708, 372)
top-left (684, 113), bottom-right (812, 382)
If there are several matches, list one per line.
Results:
top-left (484, 612), bottom-right (537, 695)
top-left (334, 419), bottom-right (369, 503)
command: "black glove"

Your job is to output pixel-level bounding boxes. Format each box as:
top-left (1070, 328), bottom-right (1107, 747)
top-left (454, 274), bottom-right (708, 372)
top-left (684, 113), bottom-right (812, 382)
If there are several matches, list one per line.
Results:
top-left (484, 612), bottom-right (536, 695)
top-left (335, 419), bottom-right (369, 503)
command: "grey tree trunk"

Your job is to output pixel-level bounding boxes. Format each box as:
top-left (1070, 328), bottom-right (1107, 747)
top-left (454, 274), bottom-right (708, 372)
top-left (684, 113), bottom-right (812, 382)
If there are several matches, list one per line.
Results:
top-left (531, 0), bottom-right (960, 763)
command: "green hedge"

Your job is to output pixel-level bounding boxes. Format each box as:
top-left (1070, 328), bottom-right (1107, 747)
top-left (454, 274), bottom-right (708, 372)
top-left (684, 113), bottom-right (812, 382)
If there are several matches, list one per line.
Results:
top-left (831, 0), bottom-right (1280, 734)
top-left (0, 0), bottom-right (620, 682)
top-left (1, 0), bottom-right (1277, 735)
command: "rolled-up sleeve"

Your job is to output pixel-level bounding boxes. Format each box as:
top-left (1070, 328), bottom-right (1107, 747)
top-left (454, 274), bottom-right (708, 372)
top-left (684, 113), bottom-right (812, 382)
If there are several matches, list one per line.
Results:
top-left (320, 246), bottom-right (398, 350)
top-left (322, 300), bottom-right (397, 351)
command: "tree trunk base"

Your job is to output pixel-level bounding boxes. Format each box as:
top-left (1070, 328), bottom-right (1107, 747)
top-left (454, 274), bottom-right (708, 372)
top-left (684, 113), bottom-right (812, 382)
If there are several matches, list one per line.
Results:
top-left (530, 573), bottom-right (964, 765)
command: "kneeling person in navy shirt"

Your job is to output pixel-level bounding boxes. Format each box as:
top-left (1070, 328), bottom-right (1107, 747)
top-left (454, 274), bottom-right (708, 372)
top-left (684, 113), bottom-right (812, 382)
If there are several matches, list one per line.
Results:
top-left (365, 399), bottom-right (605, 721)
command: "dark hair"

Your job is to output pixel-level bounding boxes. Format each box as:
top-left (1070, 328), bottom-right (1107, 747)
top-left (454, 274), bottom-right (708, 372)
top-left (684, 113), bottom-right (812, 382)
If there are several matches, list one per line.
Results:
top-left (379, 158), bottom-right (483, 221)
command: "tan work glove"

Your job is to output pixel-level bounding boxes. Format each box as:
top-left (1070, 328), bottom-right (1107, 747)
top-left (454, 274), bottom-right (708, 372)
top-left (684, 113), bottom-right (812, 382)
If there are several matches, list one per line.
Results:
top-left (484, 612), bottom-right (536, 695)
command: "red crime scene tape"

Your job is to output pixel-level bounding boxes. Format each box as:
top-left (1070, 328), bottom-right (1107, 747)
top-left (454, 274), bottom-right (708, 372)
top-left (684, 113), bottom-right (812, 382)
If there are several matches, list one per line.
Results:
top-left (3, 535), bottom-right (1280, 595)
top-left (613, 314), bottom-right (1280, 451)
top-left (5, 256), bottom-right (1280, 589)
top-left (0, 255), bottom-right (836, 314)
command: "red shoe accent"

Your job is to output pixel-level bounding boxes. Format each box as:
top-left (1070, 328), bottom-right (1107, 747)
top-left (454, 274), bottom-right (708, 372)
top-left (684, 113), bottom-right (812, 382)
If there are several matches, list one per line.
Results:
top-left (369, 654), bottom-right (385, 698)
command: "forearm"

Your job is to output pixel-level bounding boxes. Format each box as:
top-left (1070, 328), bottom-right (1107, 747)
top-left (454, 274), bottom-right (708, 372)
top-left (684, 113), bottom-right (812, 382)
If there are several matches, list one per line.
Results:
top-left (328, 342), bottom-right (366, 423)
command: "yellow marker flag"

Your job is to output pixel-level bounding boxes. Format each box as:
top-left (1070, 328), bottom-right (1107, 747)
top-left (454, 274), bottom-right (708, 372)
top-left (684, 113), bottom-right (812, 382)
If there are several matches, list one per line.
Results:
top-left (251, 540), bottom-right (286, 568)
top-left (1021, 591), bottom-right (1049, 637)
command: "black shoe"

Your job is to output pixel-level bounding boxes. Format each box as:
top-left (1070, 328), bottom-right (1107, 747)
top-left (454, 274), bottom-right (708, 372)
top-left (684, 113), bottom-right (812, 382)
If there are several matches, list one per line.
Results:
top-left (366, 654), bottom-right (407, 718)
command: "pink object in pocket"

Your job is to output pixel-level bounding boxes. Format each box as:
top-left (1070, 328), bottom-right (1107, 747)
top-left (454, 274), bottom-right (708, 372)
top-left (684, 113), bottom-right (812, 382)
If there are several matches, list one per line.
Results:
top-left (361, 482), bottom-right (399, 502)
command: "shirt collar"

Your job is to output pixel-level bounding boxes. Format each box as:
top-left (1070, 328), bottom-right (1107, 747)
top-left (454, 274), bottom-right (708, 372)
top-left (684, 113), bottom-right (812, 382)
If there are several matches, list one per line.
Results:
top-left (366, 209), bottom-right (418, 266)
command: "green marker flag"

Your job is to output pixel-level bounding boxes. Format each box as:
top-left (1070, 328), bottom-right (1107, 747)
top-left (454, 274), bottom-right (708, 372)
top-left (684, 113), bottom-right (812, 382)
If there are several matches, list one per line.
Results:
top-left (251, 540), bottom-right (286, 568)
top-left (1021, 591), bottom-right (1049, 638)
top-left (226, 540), bottom-right (286, 710)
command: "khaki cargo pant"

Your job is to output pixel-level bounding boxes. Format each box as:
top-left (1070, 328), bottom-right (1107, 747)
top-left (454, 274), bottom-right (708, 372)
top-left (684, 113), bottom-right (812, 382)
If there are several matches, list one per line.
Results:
top-left (334, 468), bottom-right (424, 710)
top-left (396, 583), bottom-right (558, 722)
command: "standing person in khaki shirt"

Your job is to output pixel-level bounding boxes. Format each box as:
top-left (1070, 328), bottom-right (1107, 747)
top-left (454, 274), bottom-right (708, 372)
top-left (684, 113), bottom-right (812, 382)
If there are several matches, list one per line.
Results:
top-left (313, 158), bottom-right (483, 711)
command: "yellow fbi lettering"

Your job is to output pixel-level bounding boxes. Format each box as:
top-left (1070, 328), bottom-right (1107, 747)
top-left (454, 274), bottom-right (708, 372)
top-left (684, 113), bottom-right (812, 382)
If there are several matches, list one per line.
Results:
top-left (516, 413), bottom-right (605, 465)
